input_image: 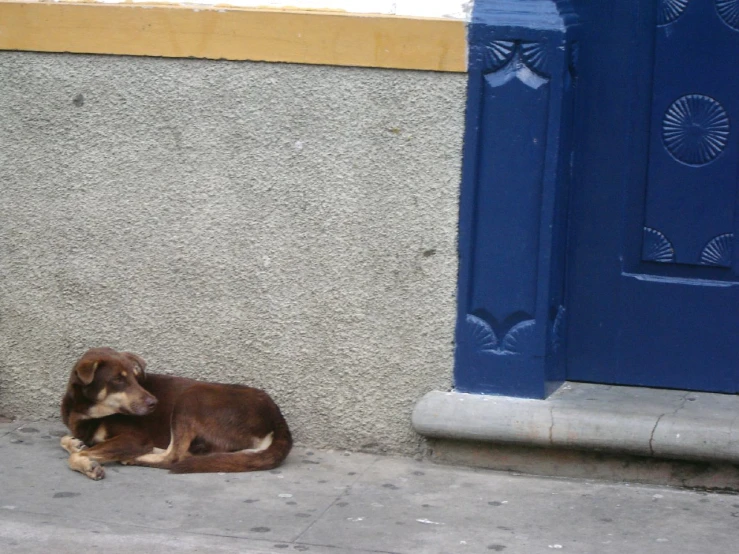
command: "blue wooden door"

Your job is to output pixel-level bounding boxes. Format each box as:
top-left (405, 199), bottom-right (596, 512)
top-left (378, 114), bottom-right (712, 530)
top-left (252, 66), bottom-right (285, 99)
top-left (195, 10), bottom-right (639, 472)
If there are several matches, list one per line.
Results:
top-left (566, 0), bottom-right (739, 392)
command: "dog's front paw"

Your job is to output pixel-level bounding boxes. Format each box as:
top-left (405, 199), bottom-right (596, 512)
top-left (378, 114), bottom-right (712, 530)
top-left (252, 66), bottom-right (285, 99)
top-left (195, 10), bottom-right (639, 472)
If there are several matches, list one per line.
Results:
top-left (69, 453), bottom-right (105, 480)
top-left (85, 461), bottom-right (105, 481)
top-left (60, 435), bottom-right (86, 454)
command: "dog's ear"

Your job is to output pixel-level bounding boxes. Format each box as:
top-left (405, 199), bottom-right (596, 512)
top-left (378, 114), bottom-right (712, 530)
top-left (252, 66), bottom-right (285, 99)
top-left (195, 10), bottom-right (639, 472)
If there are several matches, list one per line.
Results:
top-left (73, 358), bottom-right (100, 386)
top-left (122, 352), bottom-right (147, 379)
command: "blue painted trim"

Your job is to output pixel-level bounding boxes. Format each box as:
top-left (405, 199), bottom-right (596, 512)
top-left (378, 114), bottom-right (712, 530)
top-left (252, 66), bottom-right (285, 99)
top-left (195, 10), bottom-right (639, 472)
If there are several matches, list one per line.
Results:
top-left (453, 0), bottom-right (578, 398)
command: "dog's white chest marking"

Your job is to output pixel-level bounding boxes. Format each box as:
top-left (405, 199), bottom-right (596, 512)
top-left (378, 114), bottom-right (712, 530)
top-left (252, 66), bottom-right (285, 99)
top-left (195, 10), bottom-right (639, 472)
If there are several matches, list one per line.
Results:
top-left (91, 424), bottom-right (108, 444)
top-left (245, 432), bottom-right (273, 453)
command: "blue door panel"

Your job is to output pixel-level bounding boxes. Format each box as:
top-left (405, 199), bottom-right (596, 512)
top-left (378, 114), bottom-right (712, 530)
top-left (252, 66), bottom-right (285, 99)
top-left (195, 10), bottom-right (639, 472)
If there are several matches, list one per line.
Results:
top-left (567, 0), bottom-right (739, 393)
top-left (642, 0), bottom-right (739, 268)
top-left (570, 276), bottom-right (739, 392)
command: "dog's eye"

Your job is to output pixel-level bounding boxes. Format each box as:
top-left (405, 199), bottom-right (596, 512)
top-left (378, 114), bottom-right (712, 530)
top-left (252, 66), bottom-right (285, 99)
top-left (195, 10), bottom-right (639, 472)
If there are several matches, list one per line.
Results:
top-left (114, 375), bottom-right (126, 384)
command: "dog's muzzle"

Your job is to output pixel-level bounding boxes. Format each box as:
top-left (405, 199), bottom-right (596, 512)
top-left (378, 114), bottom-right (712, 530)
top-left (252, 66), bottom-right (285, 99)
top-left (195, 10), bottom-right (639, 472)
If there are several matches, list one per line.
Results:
top-left (132, 395), bottom-right (158, 416)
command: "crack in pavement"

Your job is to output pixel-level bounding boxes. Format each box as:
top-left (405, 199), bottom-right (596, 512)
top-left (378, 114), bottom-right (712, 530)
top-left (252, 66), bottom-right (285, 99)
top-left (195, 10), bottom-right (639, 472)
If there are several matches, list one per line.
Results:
top-left (648, 414), bottom-right (666, 457)
top-left (291, 455), bottom-right (382, 544)
top-left (0, 424), bottom-right (19, 440)
top-left (648, 395), bottom-right (694, 457)
top-left (548, 406), bottom-right (555, 445)
top-left (0, 506), bottom-right (399, 554)
top-left (180, 526), bottom-right (402, 554)
top-left (673, 393), bottom-right (691, 416)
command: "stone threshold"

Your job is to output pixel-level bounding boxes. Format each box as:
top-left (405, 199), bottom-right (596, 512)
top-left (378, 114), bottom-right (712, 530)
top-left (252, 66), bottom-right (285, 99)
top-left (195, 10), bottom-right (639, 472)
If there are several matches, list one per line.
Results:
top-left (412, 383), bottom-right (739, 465)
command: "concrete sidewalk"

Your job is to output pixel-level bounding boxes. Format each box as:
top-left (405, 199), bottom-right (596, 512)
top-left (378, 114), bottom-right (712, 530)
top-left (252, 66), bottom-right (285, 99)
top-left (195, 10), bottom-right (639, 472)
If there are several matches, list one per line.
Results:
top-left (1, 421), bottom-right (737, 554)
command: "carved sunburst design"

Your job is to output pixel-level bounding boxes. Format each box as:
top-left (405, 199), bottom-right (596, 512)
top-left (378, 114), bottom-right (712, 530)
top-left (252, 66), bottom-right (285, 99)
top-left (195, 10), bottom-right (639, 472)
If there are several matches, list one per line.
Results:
top-left (465, 314), bottom-right (536, 356)
top-left (657, 0), bottom-right (690, 25)
top-left (520, 42), bottom-right (548, 75)
top-left (483, 41), bottom-right (516, 71)
top-left (467, 314), bottom-right (499, 352)
top-left (662, 95), bottom-right (730, 166)
top-left (700, 233), bottom-right (734, 267)
top-left (482, 40), bottom-right (552, 90)
top-left (716, 0), bottom-right (739, 31)
top-left (500, 320), bottom-right (536, 354)
top-left (642, 227), bottom-right (676, 263)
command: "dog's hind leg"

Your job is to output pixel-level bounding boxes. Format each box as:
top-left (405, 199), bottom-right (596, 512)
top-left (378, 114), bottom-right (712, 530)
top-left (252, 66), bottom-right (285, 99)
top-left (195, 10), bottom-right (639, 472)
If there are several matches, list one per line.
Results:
top-left (130, 421), bottom-right (196, 469)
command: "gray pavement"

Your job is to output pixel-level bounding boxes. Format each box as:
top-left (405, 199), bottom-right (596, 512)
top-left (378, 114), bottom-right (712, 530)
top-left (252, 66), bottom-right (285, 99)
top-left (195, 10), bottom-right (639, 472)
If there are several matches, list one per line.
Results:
top-left (1, 421), bottom-right (738, 554)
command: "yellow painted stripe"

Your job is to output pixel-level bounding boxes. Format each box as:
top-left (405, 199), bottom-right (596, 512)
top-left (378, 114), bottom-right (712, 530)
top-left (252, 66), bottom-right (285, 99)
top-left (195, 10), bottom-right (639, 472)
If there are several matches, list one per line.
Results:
top-left (0, 2), bottom-right (467, 72)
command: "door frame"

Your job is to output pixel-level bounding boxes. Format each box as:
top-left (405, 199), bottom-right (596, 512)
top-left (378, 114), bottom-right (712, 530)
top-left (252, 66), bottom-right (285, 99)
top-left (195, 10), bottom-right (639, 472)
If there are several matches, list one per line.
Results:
top-left (453, 0), bottom-right (578, 398)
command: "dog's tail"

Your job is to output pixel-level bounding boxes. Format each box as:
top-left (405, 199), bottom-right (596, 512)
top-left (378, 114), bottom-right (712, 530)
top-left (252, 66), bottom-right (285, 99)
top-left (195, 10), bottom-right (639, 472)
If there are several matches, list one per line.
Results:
top-left (168, 413), bottom-right (293, 474)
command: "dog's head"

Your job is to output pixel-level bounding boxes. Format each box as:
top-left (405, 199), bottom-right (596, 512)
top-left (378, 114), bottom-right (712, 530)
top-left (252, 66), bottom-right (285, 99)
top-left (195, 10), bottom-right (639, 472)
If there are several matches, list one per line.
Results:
top-left (69, 347), bottom-right (158, 418)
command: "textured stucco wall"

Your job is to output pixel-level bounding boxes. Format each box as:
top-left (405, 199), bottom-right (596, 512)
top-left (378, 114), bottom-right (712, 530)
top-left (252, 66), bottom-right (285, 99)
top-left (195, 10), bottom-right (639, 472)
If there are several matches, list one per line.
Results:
top-left (0, 52), bottom-right (465, 455)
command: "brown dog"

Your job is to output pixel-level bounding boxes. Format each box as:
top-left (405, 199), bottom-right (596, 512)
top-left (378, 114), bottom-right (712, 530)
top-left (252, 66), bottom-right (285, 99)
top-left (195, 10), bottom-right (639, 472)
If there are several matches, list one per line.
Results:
top-left (60, 347), bottom-right (292, 480)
